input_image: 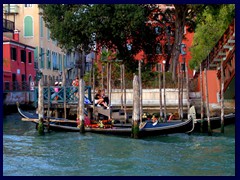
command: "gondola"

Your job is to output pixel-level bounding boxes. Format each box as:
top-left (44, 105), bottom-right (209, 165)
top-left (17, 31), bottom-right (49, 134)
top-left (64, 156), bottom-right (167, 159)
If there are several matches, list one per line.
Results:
top-left (193, 113), bottom-right (235, 132)
top-left (17, 103), bottom-right (195, 137)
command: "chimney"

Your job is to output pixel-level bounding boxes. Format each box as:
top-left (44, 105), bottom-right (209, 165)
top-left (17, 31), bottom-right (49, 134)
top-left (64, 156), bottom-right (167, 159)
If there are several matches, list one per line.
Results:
top-left (13, 29), bottom-right (20, 42)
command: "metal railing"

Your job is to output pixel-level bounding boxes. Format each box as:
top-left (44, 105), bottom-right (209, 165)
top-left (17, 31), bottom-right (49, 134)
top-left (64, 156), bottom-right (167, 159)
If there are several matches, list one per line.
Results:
top-left (3, 18), bottom-right (14, 32)
top-left (34, 86), bottom-right (92, 107)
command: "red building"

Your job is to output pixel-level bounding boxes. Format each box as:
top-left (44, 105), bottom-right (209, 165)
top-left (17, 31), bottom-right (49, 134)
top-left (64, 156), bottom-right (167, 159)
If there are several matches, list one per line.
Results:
top-left (3, 30), bottom-right (36, 91)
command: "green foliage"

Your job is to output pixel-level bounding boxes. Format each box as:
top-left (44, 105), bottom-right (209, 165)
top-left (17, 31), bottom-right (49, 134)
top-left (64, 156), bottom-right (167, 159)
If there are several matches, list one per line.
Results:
top-left (189, 4), bottom-right (235, 69)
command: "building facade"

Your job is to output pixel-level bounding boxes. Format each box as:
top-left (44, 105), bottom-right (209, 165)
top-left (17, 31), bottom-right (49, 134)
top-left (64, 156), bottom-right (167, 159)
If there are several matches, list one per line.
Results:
top-left (3, 30), bottom-right (36, 91)
top-left (3, 4), bottom-right (76, 85)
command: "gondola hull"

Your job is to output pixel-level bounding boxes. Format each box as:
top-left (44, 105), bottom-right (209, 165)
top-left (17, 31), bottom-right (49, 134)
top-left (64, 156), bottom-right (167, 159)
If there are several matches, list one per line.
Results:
top-left (194, 113), bottom-right (235, 132)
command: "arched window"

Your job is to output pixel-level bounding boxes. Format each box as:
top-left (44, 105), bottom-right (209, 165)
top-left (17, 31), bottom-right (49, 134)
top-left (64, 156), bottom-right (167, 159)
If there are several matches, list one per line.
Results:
top-left (24, 16), bottom-right (33, 37)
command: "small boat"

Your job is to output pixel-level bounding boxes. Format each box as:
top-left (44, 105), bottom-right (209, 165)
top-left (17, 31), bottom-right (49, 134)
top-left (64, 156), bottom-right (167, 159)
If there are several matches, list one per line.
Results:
top-left (193, 113), bottom-right (235, 132)
top-left (17, 103), bottom-right (195, 137)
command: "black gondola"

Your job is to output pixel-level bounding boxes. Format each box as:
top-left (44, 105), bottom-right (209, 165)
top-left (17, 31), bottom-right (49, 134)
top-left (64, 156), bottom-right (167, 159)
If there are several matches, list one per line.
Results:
top-left (17, 103), bottom-right (195, 137)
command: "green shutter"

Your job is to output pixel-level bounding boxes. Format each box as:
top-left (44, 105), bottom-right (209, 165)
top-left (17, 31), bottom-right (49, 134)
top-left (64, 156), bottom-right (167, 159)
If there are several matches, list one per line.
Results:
top-left (24, 16), bottom-right (33, 36)
top-left (40, 16), bottom-right (44, 38)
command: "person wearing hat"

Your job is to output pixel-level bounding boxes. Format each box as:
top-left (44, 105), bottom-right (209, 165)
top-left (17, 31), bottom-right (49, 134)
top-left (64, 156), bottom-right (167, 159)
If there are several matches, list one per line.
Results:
top-left (51, 81), bottom-right (59, 100)
top-left (72, 77), bottom-right (79, 97)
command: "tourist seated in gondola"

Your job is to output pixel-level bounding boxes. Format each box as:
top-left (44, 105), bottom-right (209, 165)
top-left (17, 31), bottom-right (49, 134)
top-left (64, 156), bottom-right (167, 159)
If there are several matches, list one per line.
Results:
top-left (101, 89), bottom-right (109, 106)
top-left (94, 89), bottom-right (109, 109)
top-left (151, 114), bottom-right (159, 126)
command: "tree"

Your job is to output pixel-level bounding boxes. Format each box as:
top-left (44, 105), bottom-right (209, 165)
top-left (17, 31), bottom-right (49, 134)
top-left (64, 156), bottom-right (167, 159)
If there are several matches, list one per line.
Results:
top-left (189, 4), bottom-right (235, 70)
top-left (40, 4), bottom-right (158, 75)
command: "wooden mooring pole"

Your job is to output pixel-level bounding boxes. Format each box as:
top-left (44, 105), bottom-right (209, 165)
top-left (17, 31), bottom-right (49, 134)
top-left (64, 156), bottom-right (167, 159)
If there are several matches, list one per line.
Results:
top-left (38, 77), bottom-right (44, 135)
top-left (200, 64), bottom-right (204, 132)
top-left (123, 64), bottom-right (127, 123)
top-left (204, 68), bottom-right (212, 136)
top-left (159, 64), bottom-right (163, 120)
top-left (79, 78), bottom-right (85, 133)
top-left (132, 75), bottom-right (140, 138)
top-left (178, 63), bottom-right (181, 118)
top-left (220, 57), bottom-right (225, 133)
top-left (163, 61), bottom-right (167, 122)
top-left (185, 61), bottom-right (190, 111)
top-left (138, 60), bottom-right (142, 123)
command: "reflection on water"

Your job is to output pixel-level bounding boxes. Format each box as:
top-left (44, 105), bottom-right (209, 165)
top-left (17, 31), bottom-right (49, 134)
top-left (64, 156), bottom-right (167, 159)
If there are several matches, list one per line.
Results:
top-left (3, 113), bottom-right (235, 176)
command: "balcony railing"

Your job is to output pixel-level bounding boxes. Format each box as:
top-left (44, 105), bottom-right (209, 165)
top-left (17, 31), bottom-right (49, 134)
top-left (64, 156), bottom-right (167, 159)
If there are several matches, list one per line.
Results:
top-left (3, 18), bottom-right (14, 32)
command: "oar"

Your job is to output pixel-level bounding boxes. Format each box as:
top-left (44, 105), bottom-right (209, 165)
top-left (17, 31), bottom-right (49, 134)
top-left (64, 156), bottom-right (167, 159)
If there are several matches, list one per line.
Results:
top-left (21, 118), bottom-right (78, 123)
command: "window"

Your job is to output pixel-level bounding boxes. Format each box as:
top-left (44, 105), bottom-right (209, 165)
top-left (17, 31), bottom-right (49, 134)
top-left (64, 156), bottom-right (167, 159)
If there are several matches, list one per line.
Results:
top-left (53, 52), bottom-right (58, 70)
top-left (164, 43), bottom-right (172, 54)
top-left (47, 50), bottom-right (51, 69)
top-left (28, 52), bottom-right (32, 63)
top-left (21, 50), bottom-right (26, 62)
top-left (155, 26), bottom-right (161, 34)
top-left (156, 43), bottom-right (162, 54)
top-left (47, 28), bottom-right (50, 40)
top-left (25, 4), bottom-right (32, 7)
top-left (24, 16), bottom-right (33, 37)
top-left (180, 43), bottom-right (186, 55)
top-left (166, 26), bottom-right (171, 34)
top-left (145, 43), bottom-right (153, 55)
top-left (11, 47), bottom-right (17, 60)
top-left (181, 63), bottom-right (185, 72)
top-left (40, 16), bottom-right (44, 38)
top-left (126, 43), bottom-right (132, 51)
top-left (59, 53), bottom-right (62, 71)
top-left (40, 48), bottom-right (45, 69)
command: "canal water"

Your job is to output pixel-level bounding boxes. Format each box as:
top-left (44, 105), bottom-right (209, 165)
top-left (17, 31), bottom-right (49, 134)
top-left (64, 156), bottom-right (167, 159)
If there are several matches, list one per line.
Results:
top-left (3, 112), bottom-right (235, 176)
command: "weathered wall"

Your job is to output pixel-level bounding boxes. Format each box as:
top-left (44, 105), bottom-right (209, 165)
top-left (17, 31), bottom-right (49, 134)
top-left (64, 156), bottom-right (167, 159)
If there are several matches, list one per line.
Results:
top-left (4, 92), bottom-right (35, 105)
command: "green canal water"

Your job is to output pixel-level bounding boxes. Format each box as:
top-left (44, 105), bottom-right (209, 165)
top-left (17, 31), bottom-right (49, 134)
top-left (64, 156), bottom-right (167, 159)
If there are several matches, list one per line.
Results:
top-left (3, 112), bottom-right (235, 176)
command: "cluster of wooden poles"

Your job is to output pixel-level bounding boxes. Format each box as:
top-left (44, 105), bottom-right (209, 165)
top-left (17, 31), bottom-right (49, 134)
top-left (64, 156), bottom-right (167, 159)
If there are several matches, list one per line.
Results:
top-left (37, 56), bottom-right (226, 137)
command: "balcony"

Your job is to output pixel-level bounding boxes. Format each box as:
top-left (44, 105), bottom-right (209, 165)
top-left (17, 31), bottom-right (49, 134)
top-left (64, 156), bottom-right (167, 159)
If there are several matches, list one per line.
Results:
top-left (3, 18), bottom-right (14, 32)
top-left (3, 4), bottom-right (19, 14)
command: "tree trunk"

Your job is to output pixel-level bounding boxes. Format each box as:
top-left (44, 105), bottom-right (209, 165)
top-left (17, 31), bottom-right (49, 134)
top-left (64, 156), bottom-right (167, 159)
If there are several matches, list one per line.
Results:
top-left (132, 75), bottom-right (140, 138)
top-left (169, 5), bottom-right (187, 81)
